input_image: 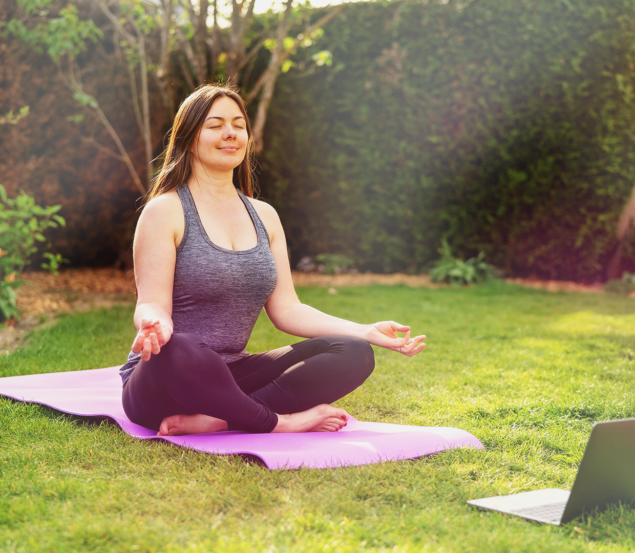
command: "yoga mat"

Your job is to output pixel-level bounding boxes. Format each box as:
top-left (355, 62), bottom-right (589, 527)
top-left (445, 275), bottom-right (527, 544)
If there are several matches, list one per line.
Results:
top-left (0, 367), bottom-right (484, 470)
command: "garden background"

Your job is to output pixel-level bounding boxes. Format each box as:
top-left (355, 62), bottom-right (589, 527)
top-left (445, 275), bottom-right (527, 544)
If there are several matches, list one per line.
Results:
top-left (3, 0), bottom-right (635, 281)
top-left (4, 1), bottom-right (635, 551)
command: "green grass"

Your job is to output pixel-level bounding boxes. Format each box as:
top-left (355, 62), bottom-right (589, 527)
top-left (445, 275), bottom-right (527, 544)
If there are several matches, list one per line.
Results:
top-left (2, 282), bottom-right (635, 552)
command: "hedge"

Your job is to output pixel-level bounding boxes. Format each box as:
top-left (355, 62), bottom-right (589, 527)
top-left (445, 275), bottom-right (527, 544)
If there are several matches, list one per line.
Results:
top-left (260, 0), bottom-right (635, 280)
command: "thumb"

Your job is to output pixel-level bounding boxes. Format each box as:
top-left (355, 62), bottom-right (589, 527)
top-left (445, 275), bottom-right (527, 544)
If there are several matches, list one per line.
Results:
top-left (139, 318), bottom-right (158, 331)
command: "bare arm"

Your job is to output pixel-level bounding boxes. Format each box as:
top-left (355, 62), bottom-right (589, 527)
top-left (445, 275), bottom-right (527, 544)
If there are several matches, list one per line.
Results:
top-left (130, 192), bottom-right (183, 361)
top-left (255, 201), bottom-right (425, 356)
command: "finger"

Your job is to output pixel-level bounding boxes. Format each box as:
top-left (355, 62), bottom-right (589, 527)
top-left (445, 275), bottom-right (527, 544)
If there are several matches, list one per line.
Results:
top-left (140, 318), bottom-right (159, 332)
top-left (413, 335), bottom-right (426, 347)
top-left (406, 334), bottom-right (425, 347)
top-left (131, 333), bottom-right (144, 354)
top-left (137, 326), bottom-right (154, 341)
top-left (401, 334), bottom-right (426, 354)
top-left (392, 322), bottom-right (411, 333)
top-left (402, 340), bottom-right (418, 354)
top-left (150, 333), bottom-right (161, 355)
top-left (407, 343), bottom-right (426, 356)
top-left (153, 323), bottom-right (167, 345)
top-left (142, 337), bottom-right (153, 362)
top-left (401, 329), bottom-right (411, 346)
top-left (406, 338), bottom-right (426, 355)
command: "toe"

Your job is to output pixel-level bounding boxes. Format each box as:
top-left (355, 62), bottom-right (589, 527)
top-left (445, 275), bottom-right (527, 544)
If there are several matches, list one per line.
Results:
top-left (158, 419), bottom-right (169, 436)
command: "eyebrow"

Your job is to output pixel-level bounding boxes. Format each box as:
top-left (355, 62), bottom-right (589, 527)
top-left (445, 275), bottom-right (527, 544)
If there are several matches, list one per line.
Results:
top-left (205, 115), bottom-right (245, 122)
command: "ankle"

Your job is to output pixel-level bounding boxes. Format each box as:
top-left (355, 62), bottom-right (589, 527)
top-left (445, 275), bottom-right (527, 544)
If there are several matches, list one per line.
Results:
top-left (272, 414), bottom-right (290, 433)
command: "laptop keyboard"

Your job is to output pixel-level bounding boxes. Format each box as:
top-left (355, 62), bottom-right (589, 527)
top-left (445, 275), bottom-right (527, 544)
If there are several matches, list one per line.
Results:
top-left (510, 501), bottom-right (567, 523)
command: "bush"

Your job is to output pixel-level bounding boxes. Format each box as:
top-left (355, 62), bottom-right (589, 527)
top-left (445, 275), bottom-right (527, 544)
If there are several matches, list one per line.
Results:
top-left (261, 0), bottom-right (635, 281)
top-left (0, 184), bottom-right (66, 321)
top-left (604, 273), bottom-right (635, 295)
top-left (430, 239), bottom-right (494, 285)
top-left (314, 253), bottom-right (355, 275)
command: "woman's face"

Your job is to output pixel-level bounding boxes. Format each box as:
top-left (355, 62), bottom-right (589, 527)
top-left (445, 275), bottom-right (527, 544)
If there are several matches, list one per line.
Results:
top-left (192, 96), bottom-right (249, 173)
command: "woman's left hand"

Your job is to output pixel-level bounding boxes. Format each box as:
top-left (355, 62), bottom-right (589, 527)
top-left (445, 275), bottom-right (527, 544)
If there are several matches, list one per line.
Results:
top-left (365, 321), bottom-right (426, 357)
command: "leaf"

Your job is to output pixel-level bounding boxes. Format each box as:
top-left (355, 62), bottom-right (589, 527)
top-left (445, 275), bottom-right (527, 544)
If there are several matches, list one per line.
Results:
top-left (72, 91), bottom-right (99, 109)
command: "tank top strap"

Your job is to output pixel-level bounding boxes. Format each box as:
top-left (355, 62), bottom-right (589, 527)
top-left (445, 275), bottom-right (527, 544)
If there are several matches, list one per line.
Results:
top-left (176, 185), bottom-right (200, 251)
top-left (177, 185), bottom-right (198, 224)
top-left (238, 190), bottom-right (271, 245)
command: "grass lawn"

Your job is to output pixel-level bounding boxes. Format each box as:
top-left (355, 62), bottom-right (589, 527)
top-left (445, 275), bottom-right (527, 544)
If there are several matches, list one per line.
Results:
top-left (2, 282), bottom-right (635, 552)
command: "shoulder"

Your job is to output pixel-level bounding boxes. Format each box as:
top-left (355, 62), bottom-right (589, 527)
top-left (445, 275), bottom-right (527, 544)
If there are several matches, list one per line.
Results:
top-left (137, 191), bottom-right (184, 237)
top-left (245, 196), bottom-right (283, 234)
top-left (142, 190), bottom-right (182, 218)
top-left (140, 191), bottom-right (182, 225)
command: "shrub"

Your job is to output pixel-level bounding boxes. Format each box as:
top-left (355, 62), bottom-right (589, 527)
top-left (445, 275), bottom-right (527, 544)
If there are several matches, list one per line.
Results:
top-left (0, 184), bottom-right (66, 321)
top-left (314, 253), bottom-right (355, 275)
top-left (430, 239), bottom-right (494, 286)
top-left (604, 273), bottom-right (635, 295)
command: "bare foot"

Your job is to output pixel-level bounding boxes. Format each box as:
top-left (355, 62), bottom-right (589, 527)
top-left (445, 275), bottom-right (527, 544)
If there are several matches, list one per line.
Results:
top-left (272, 404), bottom-right (349, 433)
top-left (158, 414), bottom-right (228, 436)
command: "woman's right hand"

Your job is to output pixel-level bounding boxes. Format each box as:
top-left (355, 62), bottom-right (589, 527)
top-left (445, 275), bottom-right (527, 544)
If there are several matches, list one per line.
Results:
top-left (131, 318), bottom-right (173, 362)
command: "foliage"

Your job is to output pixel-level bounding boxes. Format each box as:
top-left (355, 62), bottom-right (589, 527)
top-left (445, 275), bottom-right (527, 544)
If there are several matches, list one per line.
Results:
top-left (41, 252), bottom-right (68, 275)
top-left (1, 0), bottom-right (102, 62)
top-left (0, 184), bottom-right (66, 321)
top-left (0, 105), bottom-right (29, 125)
top-left (262, 0), bottom-right (635, 281)
top-left (430, 239), bottom-right (494, 285)
top-left (314, 253), bottom-right (354, 275)
top-left (3, 287), bottom-right (635, 549)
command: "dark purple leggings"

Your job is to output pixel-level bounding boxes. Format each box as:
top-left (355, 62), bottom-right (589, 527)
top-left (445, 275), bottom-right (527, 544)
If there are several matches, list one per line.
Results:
top-left (122, 333), bottom-right (375, 433)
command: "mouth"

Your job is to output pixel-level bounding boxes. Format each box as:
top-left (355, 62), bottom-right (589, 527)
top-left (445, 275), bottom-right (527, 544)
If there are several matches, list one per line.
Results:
top-left (218, 146), bottom-right (239, 152)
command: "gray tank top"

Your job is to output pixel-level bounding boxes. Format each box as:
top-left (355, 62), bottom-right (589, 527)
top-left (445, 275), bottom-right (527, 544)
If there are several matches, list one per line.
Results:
top-left (119, 185), bottom-right (278, 383)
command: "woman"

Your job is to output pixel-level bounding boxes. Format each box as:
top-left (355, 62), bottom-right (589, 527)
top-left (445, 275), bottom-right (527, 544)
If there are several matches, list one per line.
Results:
top-left (120, 84), bottom-right (426, 436)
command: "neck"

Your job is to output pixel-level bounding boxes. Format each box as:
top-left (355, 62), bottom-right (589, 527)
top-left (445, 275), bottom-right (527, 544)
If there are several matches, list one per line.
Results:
top-left (188, 163), bottom-right (237, 201)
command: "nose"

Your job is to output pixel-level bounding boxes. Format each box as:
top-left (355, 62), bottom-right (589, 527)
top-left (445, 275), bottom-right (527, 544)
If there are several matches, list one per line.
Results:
top-left (223, 124), bottom-right (237, 140)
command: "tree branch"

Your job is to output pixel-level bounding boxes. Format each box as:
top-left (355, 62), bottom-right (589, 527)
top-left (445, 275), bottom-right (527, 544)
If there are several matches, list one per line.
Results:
top-left (94, 105), bottom-right (146, 194)
top-left (246, 5), bottom-right (344, 105)
top-left (175, 25), bottom-right (201, 85)
top-left (98, 2), bottom-right (136, 43)
top-left (250, 0), bottom-right (294, 151)
top-left (238, 30), bottom-right (273, 72)
top-left (56, 56), bottom-right (144, 193)
top-left (126, 61), bottom-right (147, 138)
top-left (81, 135), bottom-right (125, 161)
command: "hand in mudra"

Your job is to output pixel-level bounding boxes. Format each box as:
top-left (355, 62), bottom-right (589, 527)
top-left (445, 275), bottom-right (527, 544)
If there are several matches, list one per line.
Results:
top-left (131, 318), bottom-right (173, 362)
top-left (367, 321), bottom-right (426, 356)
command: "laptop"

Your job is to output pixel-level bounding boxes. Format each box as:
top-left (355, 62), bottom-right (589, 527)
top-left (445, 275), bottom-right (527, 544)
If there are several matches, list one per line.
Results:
top-left (467, 419), bottom-right (635, 525)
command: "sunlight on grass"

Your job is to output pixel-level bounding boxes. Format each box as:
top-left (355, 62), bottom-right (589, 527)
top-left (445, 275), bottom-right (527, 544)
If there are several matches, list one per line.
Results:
top-left (547, 310), bottom-right (635, 336)
top-left (1, 283), bottom-right (635, 551)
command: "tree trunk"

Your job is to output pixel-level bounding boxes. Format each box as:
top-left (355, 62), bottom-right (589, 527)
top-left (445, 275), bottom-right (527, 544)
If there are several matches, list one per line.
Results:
top-left (195, 0), bottom-right (210, 84)
top-left (138, 34), bottom-right (153, 188)
top-left (249, 1), bottom-right (345, 152)
top-left (607, 186), bottom-right (635, 279)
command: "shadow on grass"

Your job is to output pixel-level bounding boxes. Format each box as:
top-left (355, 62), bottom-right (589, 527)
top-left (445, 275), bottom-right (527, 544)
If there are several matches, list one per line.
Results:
top-left (1, 396), bottom-right (269, 468)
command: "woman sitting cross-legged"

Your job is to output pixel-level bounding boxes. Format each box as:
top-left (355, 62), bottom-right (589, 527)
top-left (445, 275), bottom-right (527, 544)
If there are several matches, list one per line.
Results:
top-left (120, 84), bottom-right (426, 436)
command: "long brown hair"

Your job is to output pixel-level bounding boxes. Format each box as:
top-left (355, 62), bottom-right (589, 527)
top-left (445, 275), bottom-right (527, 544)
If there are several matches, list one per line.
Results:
top-left (147, 84), bottom-right (256, 201)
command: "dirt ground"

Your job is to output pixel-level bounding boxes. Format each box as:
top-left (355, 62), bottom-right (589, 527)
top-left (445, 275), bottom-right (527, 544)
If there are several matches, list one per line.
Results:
top-left (2, 268), bottom-right (137, 355)
top-left (0, 268), bottom-right (607, 355)
top-left (293, 272), bottom-right (606, 293)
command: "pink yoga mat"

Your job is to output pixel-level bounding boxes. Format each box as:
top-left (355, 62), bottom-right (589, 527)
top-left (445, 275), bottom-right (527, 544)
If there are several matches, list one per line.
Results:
top-left (0, 367), bottom-right (484, 470)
